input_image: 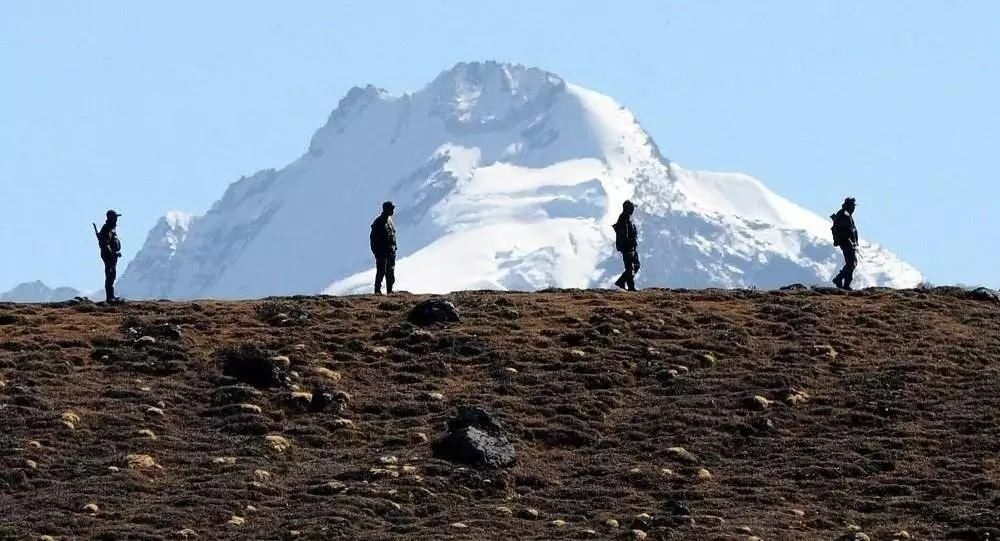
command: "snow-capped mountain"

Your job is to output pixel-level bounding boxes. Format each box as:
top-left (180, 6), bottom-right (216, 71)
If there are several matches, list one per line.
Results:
top-left (119, 61), bottom-right (921, 299)
top-left (0, 281), bottom-right (81, 303)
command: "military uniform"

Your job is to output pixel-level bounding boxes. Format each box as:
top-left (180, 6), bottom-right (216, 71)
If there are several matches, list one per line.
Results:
top-left (832, 207), bottom-right (858, 290)
top-left (613, 206), bottom-right (640, 291)
top-left (97, 211), bottom-right (123, 302)
top-left (370, 212), bottom-right (397, 294)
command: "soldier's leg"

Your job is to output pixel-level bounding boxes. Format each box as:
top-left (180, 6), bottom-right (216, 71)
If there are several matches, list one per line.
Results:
top-left (625, 251), bottom-right (637, 291)
top-left (103, 257), bottom-right (115, 302)
top-left (843, 247), bottom-right (858, 289)
top-left (385, 253), bottom-right (396, 294)
top-left (615, 253), bottom-right (629, 289)
top-left (374, 255), bottom-right (386, 294)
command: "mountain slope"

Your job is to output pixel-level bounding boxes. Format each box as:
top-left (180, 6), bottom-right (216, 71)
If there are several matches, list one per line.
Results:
top-left (0, 281), bottom-right (81, 303)
top-left (119, 62), bottom-right (920, 299)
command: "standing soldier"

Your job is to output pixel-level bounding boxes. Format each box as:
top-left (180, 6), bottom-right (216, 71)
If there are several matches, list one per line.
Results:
top-left (94, 209), bottom-right (123, 304)
top-left (370, 201), bottom-right (397, 295)
top-left (613, 200), bottom-right (640, 291)
top-left (831, 197), bottom-right (859, 290)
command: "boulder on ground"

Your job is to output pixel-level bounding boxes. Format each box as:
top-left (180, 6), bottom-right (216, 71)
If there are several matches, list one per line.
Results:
top-left (408, 299), bottom-right (460, 326)
top-left (967, 287), bottom-right (1000, 302)
top-left (432, 405), bottom-right (516, 468)
top-left (219, 344), bottom-right (289, 388)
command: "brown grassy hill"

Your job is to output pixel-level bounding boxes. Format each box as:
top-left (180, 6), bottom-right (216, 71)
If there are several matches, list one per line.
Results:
top-left (1, 288), bottom-right (999, 541)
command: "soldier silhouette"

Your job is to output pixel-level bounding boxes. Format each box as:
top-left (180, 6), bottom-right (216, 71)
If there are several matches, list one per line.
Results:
top-left (613, 200), bottom-right (640, 291)
top-left (370, 201), bottom-right (397, 295)
top-left (94, 209), bottom-right (123, 304)
top-left (831, 197), bottom-right (859, 290)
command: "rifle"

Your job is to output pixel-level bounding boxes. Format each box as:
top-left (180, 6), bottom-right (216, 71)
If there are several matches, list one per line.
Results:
top-left (92, 223), bottom-right (99, 238)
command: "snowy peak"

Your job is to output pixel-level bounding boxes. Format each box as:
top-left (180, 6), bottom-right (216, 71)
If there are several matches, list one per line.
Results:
top-left (119, 61), bottom-right (921, 299)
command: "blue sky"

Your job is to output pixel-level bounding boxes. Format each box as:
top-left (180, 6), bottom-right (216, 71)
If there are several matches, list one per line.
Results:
top-left (2, 0), bottom-right (997, 292)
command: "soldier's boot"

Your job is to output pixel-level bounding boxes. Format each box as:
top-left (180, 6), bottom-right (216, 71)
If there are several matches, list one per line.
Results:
top-left (832, 275), bottom-right (844, 289)
top-left (614, 276), bottom-right (627, 290)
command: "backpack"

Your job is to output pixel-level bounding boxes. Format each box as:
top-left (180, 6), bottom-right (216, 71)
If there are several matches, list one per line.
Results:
top-left (612, 221), bottom-right (626, 252)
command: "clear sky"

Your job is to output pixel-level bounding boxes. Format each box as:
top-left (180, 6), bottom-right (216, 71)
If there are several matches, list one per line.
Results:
top-left (2, 0), bottom-right (997, 292)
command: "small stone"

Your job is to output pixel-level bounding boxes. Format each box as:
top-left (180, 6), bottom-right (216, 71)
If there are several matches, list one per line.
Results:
top-left (790, 509), bottom-right (806, 517)
top-left (519, 508), bottom-right (540, 520)
top-left (145, 406), bottom-right (165, 416)
top-left (660, 468), bottom-right (675, 476)
top-left (422, 391), bottom-right (446, 401)
top-left (854, 534), bottom-right (871, 541)
top-left (264, 434), bottom-right (291, 454)
top-left (379, 455), bottom-right (399, 464)
top-left (126, 453), bottom-right (158, 470)
top-left (893, 531), bottom-right (911, 540)
top-left (227, 515), bottom-right (245, 527)
top-left (450, 522), bottom-right (468, 529)
top-left (137, 429), bottom-right (157, 439)
top-left (82, 502), bottom-right (100, 514)
top-left (496, 506), bottom-right (513, 516)
top-left (270, 355), bottom-right (291, 369)
top-left (550, 520), bottom-right (567, 527)
top-left (502, 367), bottom-right (518, 375)
top-left (245, 505), bottom-right (257, 513)
top-left (410, 431), bottom-right (428, 443)
top-left (174, 529), bottom-right (198, 539)
top-left (736, 526), bottom-right (753, 534)
top-left (666, 447), bottom-right (699, 464)
top-left (371, 346), bottom-right (390, 355)
top-left (697, 468), bottom-right (713, 481)
top-left (312, 366), bottom-right (342, 382)
top-left (332, 418), bottom-right (355, 428)
top-left (287, 531), bottom-right (301, 538)
top-left (238, 403), bottom-right (262, 414)
top-left (137, 335), bottom-right (157, 344)
top-left (308, 480), bottom-right (348, 495)
top-left (694, 514), bottom-right (725, 525)
top-left (293, 344), bottom-right (308, 351)
top-left (0, 379), bottom-right (6, 390)
top-left (25, 459), bottom-right (38, 469)
top-left (744, 395), bottom-right (772, 411)
top-left (604, 518), bottom-right (620, 528)
top-left (631, 530), bottom-right (648, 540)
top-left (570, 349), bottom-right (586, 358)
top-left (212, 456), bottom-right (237, 465)
top-left (699, 353), bottom-right (717, 368)
top-left (108, 466), bottom-right (120, 472)
top-left (253, 469), bottom-right (272, 482)
top-left (781, 388), bottom-right (810, 406)
top-left (580, 529), bottom-right (599, 538)
top-left (40, 536), bottom-right (56, 541)
top-left (629, 467), bottom-right (642, 474)
top-left (61, 411), bottom-right (80, 428)
top-left (27, 440), bottom-right (42, 448)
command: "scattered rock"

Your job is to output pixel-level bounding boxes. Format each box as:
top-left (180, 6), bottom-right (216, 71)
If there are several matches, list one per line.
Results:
top-left (422, 391), bottom-right (446, 402)
top-left (126, 454), bottom-right (159, 470)
top-left (410, 432), bottom-right (429, 444)
top-left (780, 283), bottom-right (810, 291)
top-left (212, 456), bottom-right (237, 465)
top-left (25, 459), bottom-right (38, 469)
top-left (666, 447), bottom-right (699, 464)
top-left (61, 411), bottom-right (80, 429)
top-left (227, 515), bottom-right (246, 527)
top-left (137, 335), bottom-right (157, 345)
top-left (27, 440), bottom-right (42, 449)
top-left (145, 406), bottom-right (165, 417)
top-left (496, 506), bottom-right (513, 516)
top-left (82, 502), bottom-right (100, 514)
top-left (212, 384), bottom-right (263, 406)
top-left (331, 418), bottom-right (355, 429)
top-left (569, 349), bottom-right (586, 358)
top-left (893, 531), bottom-right (911, 540)
top-left (137, 429), bottom-right (157, 440)
top-left (630, 529), bottom-right (648, 540)
top-left (253, 469), bottom-right (272, 482)
top-left (743, 395), bottom-right (772, 411)
top-left (282, 391), bottom-right (313, 412)
top-left (219, 344), bottom-right (290, 388)
top-left (308, 480), bottom-right (347, 496)
top-left (408, 298), bottom-right (460, 326)
top-left (660, 467), bottom-right (675, 476)
top-left (264, 434), bottom-right (292, 454)
top-left (312, 366), bottom-right (342, 383)
top-left (697, 468), bottom-right (713, 481)
top-left (518, 508), bottom-right (540, 520)
top-left (698, 353), bottom-right (717, 368)
top-left (604, 518), bottom-right (620, 528)
top-left (432, 406), bottom-right (516, 468)
top-left (550, 519), bottom-right (567, 527)
top-left (736, 526), bottom-right (753, 534)
top-left (174, 529), bottom-right (198, 539)
top-left (779, 388), bottom-right (810, 406)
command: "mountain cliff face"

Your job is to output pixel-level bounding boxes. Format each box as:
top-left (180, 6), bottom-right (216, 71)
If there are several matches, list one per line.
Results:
top-left (119, 62), bottom-right (921, 299)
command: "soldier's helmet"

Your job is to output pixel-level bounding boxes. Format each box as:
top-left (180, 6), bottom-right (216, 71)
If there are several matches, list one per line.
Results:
top-left (106, 209), bottom-right (122, 219)
top-left (382, 201), bottom-right (395, 212)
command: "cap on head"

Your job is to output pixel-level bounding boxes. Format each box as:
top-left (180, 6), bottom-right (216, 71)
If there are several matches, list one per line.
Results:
top-left (382, 201), bottom-right (395, 212)
top-left (623, 200), bottom-right (635, 210)
top-left (106, 209), bottom-right (122, 219)
top-left (843, 197), bottom-right (856, 208)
